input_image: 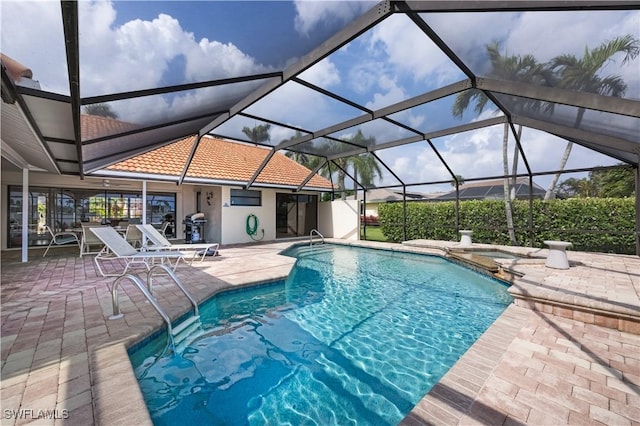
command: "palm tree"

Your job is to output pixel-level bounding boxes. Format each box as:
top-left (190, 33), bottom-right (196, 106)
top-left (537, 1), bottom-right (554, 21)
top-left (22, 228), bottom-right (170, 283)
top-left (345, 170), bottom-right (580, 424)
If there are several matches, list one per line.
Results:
top-left (544, 35), bottom-right (640, 199)
top-left (452, 42), bottom-right (549, 245)
top-left (84, 103), bottom-right (118, 119)
top-left (450, 175), bottom-right (465, 187)
top-left (346, 130), bottom-right (380, 191)
top-left (241, 124), bottom-right (271, 144)
top-left (352, 153), bottom-right (382, 190)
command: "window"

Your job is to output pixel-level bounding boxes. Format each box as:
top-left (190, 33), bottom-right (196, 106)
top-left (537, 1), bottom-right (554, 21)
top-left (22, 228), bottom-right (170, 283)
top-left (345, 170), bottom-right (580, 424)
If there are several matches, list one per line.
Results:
top-left (7, 186), bottom-right (176, 247)
top-left (230, 189), bottom-right (261, 206)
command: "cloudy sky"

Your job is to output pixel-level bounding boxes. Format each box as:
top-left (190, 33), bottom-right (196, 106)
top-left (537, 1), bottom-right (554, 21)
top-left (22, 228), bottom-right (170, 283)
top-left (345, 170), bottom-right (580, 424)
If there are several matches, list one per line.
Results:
top-left (2, 1), bottom-right (638, 192)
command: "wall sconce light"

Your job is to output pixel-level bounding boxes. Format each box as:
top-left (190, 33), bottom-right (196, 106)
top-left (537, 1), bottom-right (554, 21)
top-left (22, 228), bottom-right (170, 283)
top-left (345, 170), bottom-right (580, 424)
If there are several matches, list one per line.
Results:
top-left (206, 191), bottom-right (213, 206)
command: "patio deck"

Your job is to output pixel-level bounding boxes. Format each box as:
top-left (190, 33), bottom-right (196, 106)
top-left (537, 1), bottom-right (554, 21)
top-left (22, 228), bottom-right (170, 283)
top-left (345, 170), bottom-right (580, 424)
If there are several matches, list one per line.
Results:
top-left (1, 240), bottom-right (638, 425)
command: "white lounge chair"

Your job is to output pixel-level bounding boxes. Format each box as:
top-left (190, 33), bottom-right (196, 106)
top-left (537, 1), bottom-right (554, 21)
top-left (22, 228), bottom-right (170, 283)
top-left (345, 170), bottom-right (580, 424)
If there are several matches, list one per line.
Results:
top-left (90, 226), bottom-right (191, 277)
top-left (136, 224), bottom-right (219, 262)
top-left (80, 223), bottom-right (105, 257)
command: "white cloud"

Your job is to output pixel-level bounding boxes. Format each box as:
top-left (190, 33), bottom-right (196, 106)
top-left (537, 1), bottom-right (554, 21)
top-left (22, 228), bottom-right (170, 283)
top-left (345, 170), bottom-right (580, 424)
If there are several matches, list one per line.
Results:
top-left (293, 1), bottom-right (374, 35)
top-left (365, 75), bottom-right (406, 110)
top-left (77, 2), bottom-right (272, 98)
top-left (1, 1), bottom-right (68, 94)
top-left (298, 58), bottom-right (341, 88)
top-left (369, 14), bottom-right (462, 84)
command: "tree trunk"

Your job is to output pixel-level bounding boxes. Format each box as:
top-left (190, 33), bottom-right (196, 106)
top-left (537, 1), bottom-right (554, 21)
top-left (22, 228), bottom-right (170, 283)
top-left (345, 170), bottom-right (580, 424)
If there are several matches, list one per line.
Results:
top-left (545, 141), bottom-right (573, 200)
top-left (545, 108), bottom-right (584, 200)
top-left (511, 125), bottom-right (523, 200)
top-left (503, 122), bottom-right (517, 245)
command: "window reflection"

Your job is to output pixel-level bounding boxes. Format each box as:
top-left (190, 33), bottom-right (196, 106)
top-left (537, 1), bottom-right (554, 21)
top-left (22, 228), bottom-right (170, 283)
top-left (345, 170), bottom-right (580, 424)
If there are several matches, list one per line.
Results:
top-left (7, 186), bottom-right (176, 247)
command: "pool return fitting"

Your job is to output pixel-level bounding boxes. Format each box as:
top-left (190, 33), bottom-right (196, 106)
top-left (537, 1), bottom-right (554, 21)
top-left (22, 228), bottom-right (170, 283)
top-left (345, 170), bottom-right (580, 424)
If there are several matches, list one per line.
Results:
top-left (108, 264), bottom-right (200, 348)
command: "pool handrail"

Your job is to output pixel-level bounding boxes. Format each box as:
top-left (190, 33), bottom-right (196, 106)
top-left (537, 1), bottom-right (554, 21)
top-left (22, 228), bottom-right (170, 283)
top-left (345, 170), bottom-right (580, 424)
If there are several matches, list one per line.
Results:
top-left (109, 273), bottom-right (174, 336)
top-left (147, 264), bottom-right (199, 317)
top-left (109, 265), bottom-right (201, 345)
top-left (310, 229), bottom-right (324, 246)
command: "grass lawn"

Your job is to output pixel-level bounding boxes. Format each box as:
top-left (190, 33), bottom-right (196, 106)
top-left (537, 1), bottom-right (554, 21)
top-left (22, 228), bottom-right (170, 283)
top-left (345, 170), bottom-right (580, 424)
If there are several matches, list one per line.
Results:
top-left (361, 226), bottom-right (388, 242)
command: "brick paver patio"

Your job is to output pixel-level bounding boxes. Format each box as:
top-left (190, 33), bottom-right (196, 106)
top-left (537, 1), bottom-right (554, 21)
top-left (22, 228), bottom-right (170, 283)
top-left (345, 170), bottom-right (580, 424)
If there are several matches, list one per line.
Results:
top-left (1, 240), bottom-right (639, 425)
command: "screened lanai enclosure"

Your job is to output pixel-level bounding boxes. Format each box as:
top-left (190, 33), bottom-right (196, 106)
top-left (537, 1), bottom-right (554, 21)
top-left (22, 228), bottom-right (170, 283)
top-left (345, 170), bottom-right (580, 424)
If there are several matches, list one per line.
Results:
top-left (2, 1), bottom-right (639, 251)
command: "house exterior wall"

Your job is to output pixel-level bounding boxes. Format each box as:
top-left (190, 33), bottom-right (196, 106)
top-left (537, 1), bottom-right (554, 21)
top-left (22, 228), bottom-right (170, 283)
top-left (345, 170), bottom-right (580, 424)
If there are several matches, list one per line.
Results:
top-left (0, 169), bottom-right (334, 248)
top-left (318, 199), bottom-right (359, 240)
top-left (364, 201), bottom-right (380, 217)
top-left (219, 186), bottom-right (277, 244)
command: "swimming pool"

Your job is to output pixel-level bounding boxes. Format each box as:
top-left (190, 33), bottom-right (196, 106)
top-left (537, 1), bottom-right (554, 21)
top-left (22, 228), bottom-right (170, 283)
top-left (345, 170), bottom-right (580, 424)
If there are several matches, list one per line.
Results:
top-left (129, 244), bottom-right (512, 425)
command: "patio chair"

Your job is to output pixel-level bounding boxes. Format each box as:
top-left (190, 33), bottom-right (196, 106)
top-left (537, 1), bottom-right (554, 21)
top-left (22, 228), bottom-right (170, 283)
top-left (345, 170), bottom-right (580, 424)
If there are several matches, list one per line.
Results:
top-left (160, 221), bottom-right (172, 237)
top-left (124, 224), bottom-right (143, 248)
top-left (80, 223), bottom-right (105, 257)
top-left (136, 224), bottom-right (219, 262)
top-left (89, 226), bottom-right (192, 277)
top-left (43, 225), bottom-right (80, 257)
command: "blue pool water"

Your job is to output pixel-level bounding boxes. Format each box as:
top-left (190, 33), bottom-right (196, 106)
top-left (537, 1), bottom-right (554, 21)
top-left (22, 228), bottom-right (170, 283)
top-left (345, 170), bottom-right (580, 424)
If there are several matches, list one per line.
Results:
top-left (129, 244), bottom-right (512, 425)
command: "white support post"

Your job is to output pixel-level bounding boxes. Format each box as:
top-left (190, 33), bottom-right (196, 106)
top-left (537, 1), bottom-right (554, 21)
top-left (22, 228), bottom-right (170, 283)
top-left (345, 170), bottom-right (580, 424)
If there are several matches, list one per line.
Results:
top-left (142, 180), bottom-right (147, 225)
top-left (21, 168), bottom-right (29, 263)
top-left (142, 180), bottom-right (148, 247)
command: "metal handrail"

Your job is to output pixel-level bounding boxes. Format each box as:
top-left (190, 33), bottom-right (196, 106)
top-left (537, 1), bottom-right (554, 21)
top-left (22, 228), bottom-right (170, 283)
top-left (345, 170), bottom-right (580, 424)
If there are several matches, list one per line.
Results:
top-left (147, 264), bottom-right (199, 317)
top-left (109, 265), bottom-right (200, 345)
top-left (109, 273), bottom-right (174, 336)
top-left (310, 229), bottom-right (325, 246)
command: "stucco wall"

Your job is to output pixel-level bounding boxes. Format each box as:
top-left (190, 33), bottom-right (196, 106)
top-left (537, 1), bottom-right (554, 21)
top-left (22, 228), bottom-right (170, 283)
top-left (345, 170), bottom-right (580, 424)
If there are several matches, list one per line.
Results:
top-left (219, 186), bottom-right (277, 244)
top-left (318, 199), bottom-right (359, 240)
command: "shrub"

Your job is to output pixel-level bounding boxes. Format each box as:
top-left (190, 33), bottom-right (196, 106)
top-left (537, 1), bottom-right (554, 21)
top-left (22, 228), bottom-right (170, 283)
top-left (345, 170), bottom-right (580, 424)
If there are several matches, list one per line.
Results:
top-left (377, 198), bottom-right (636, 254)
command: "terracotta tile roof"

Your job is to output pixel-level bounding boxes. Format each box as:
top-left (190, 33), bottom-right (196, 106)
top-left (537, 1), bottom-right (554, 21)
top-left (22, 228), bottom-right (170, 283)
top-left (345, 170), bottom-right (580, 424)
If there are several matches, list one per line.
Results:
top-left (81, 114), bottom-right (139, 141)
top-left (107, 135), bottom-right (334, 190)
top-left (1, 54), bottom-right (32, 82)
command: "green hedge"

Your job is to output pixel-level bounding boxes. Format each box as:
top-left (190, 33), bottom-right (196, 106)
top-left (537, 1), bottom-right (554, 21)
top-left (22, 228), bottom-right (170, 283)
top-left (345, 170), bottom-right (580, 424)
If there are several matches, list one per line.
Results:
top-left (378, 198), bottom-right (637, 254)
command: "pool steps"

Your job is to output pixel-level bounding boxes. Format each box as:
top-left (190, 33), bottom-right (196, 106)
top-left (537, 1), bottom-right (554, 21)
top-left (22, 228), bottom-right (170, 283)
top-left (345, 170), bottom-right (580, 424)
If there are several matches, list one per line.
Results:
top-left (108, 264), bottom-right (201, 348)
top-left (172, 316), bottom-right (204, 352)
top-left (171, 315), bottom-right (200, 338)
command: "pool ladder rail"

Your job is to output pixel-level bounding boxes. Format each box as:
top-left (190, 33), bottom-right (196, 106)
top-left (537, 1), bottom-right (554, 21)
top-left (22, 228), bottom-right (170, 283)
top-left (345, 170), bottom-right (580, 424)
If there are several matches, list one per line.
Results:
top-left (309, 229), bottom-right (325, 246)
top-left (108, 264), bottom-right (201, 348)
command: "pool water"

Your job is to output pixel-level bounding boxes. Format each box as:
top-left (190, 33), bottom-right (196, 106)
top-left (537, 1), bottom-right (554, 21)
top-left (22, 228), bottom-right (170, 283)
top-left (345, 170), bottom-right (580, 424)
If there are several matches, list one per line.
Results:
top-left (129, 244), bottom-right (512, 425)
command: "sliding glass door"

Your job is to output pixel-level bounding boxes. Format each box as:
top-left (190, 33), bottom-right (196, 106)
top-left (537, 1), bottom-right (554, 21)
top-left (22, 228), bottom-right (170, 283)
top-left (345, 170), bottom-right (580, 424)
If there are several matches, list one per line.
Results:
top-left (276, 193), bottom-right (317, 239)
top-left (7, 186), bottom-right (176, 248)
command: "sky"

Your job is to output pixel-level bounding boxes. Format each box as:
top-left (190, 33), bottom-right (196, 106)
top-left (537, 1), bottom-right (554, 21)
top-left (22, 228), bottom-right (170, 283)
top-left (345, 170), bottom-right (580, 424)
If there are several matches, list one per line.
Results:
top-left (1, 1), bottom-right (638, 193)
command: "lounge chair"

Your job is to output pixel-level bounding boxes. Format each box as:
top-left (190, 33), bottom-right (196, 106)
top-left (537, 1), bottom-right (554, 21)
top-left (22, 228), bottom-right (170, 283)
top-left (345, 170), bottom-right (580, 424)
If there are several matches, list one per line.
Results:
top-left (136, 224), bottom-right (219, 262)
top-left (43, 225), bottom-right (80, 257)
top-left (124, 224), bottom-right (143, 248)
top-left (89, 226), bottom-right (191, 277)
top-left (80, 223), bottom-right (105, 257)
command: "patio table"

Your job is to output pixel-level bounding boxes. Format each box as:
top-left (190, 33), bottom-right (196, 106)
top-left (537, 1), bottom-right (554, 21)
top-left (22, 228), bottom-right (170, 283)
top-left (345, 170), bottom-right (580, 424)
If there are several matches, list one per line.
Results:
top-left (544, 240), bottom-right (572, 269)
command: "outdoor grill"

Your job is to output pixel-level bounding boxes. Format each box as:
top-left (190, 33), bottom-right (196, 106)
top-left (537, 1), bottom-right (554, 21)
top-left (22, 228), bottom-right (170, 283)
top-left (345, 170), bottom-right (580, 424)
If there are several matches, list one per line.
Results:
top-left (183, 212), bottom-right (206, 243)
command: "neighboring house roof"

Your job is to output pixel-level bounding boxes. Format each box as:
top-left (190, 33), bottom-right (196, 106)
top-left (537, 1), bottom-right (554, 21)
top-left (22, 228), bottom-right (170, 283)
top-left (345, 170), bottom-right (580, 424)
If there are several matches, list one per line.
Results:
top-left (106, 134), bottom-right (334, 190)
top-left (435, 177), bottom-right (545, 200)
top-left (81, 114), bottom-right (139, 141)
top-left (347, 188), bottom-right (439, 202)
